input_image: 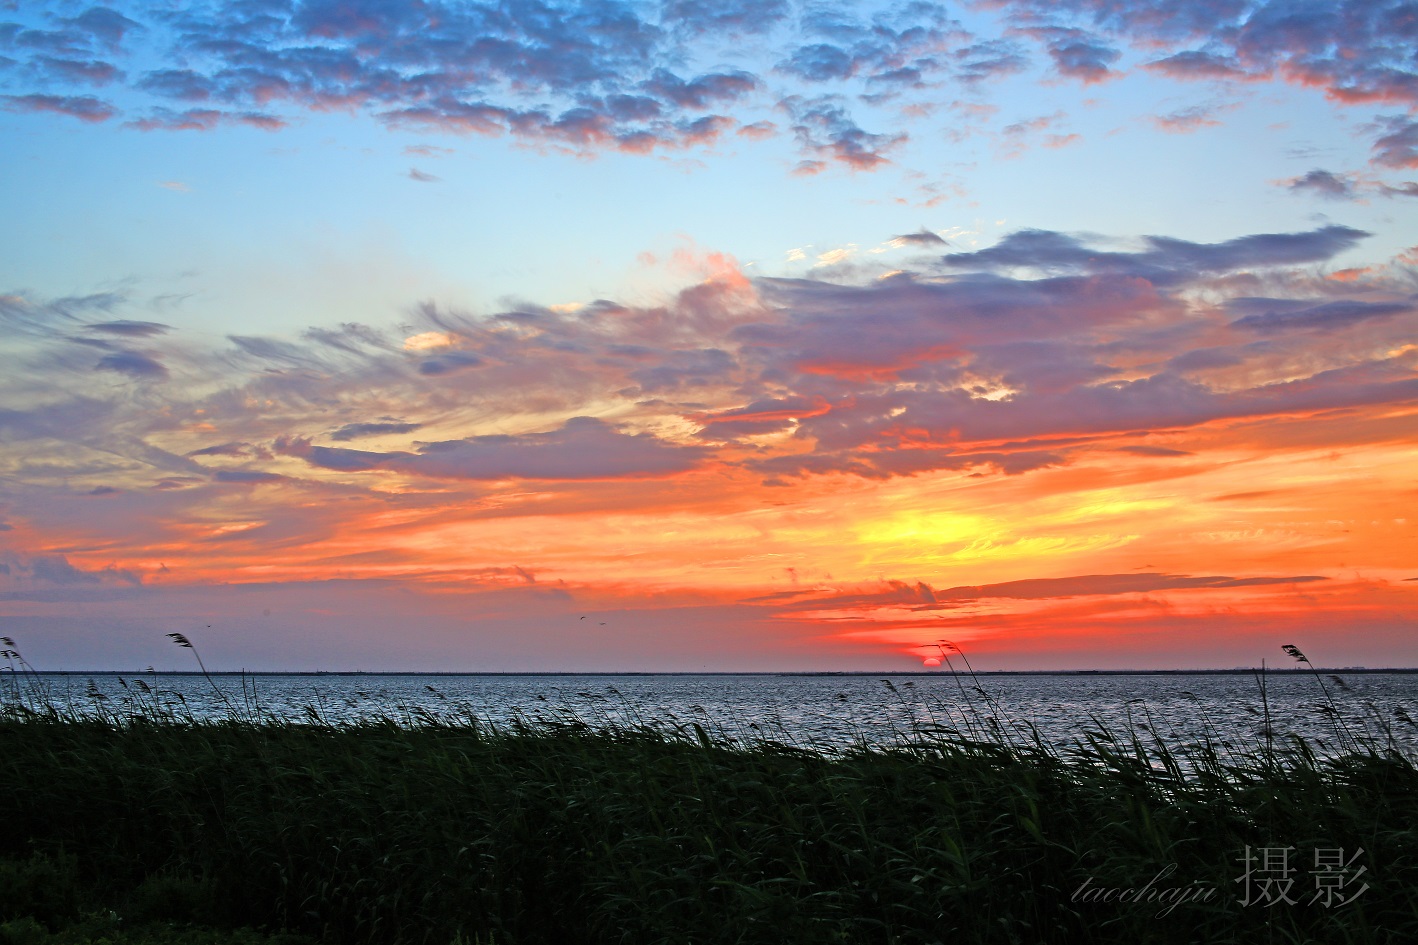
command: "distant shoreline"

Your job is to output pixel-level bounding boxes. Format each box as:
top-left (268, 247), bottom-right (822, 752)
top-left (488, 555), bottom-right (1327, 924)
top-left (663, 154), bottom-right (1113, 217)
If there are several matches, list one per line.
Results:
top-left (20, 667), bottom-right (1418, 677)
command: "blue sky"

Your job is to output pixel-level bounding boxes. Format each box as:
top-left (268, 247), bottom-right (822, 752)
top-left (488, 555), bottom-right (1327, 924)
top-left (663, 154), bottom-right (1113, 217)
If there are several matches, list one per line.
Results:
top-left (5, 0), bottom-right (1412, 323)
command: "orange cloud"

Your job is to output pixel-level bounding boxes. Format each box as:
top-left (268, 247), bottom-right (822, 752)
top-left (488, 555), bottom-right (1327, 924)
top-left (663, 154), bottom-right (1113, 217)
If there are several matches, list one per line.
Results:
top-left (3, 223), bottom-right (1416, 669)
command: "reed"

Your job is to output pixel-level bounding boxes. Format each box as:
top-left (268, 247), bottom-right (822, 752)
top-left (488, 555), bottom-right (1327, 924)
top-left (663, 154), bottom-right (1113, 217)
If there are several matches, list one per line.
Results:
top-left (1, 646), bottom-right (1414, 945)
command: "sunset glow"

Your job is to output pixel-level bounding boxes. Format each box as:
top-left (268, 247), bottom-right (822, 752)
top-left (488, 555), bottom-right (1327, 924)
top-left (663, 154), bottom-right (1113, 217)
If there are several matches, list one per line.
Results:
top-left (2, 0), bottom-right (1415, 671)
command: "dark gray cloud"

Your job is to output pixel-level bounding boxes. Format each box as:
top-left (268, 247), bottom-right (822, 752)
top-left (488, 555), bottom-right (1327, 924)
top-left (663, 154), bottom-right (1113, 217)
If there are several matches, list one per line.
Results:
top-left (1020, 26), bottom-right (1121, 82)
top-left (19, 554), bottom-right (142, 587)
top-left (3, 223), bottom-right (1414, 495)
top-left (767, 361), bottom-right (1418, 469)
top-left (330, 421), bottom-right (423, 441)
top-left (1166, 346), bottom-right (1247, 372)
top-left (30, 555), bottom-right (98, 585)
top-left (761, 571), bottom-right (1329, 613)
top-left (136, 68), bottom-right (216, 100)
top-left (0, 1), bottom-right (916, 171)
top-left (2, 6), bottom-right (140, 59)
top-left (892, 228), bottom-right (948, 246)
top-left (688, 222), bottom-right (1417, 480)
top-left (417, 350), bottom-right (483, 375)
top-left (932, 572), bottom-right (1327, 601)
top-left (3, 0), bottom-right (1416, 175)
top-left (28, 56), bottom-right (124, 86)
top-left (770, 3), bottom-right (967, 100)
top-left (187, 441), bottom-right (254, 457)
top-left (940, 225), bottom-right (1369, 284)
top-left (95, 349), bottom-right (168, 379)
top-left (779, 43), bottom-right (858, 82)
top-left (0, 586), bottom-right (149, 603)
top-left (126, 107), bottom-right (285, 131)
top-left (1372, 116), bottom-right (1418, 170)
top-left (952, 39), bottom-right (1030, 83)
top-left (741, 266), bottom-right (1165, 374)
top-left (280, 416), bottom-right (708, 481)
top-left (643, 69), bottom-right (758, 108)
top-left (782, 96), bottom-right (904, 170)
top-left (1116, 445), bottom-right (1191, 457)
top-left (998, 0), bottom-right (1418, 109)
top-left (992, 1), bottom-right (1418, 164)
top-left (661, 0), bottom-right (792, 37)
top-left (1379, 181), bottom-right (1418, 198)
top-left (1285, 169), bottom-right (1358, 200)
top-left (84, 319), bottom-right (171, 337)
top-left (1145, 50), bottom-right (1250, 80)
top-left (62, 7), bottom-right (142, 50)
top-left (1, 92), bottom-right (116, 121)
top-left (148, 0), bottom-right (743, 154)
top-left (1230, 299), bottom-right (1413, 333)
top-left (752, 445), bottom-right (1068, 480)
top-left (627, 347), bottom-right (735, 393)
top-left (213, 469), bottom-right (286, 483)
top-left (227, 335), bottom-right (315, 365)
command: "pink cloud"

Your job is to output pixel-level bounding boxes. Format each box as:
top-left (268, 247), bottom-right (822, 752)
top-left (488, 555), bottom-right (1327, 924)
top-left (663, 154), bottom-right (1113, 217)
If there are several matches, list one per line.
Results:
top-left (1, 93), bottom-right (116, 122)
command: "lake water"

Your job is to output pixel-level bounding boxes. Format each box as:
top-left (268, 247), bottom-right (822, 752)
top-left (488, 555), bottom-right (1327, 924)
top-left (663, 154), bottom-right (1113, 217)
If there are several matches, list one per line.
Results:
top-left (13, 670), bottom-right (1418, 758)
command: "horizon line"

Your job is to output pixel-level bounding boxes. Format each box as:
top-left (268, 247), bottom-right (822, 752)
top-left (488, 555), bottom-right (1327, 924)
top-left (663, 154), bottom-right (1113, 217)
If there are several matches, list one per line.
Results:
top-left (16, 667), bottom-right (1417, 676)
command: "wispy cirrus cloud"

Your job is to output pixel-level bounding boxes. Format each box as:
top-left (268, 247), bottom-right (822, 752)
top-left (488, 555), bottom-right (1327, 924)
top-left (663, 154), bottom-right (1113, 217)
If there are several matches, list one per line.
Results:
top-left (278, 416), bottom-right (708, 481)
top-left (2, 217), bottom-right (1415, 668)
top-left (762, 571), bottom-right (1329, 613)
top-left (3, 223), bottom-right (1413, 503)
top-left (1152, 102), bottom-right (1237, 134)
top-left (1144, 50), bottom-right (1252, 82)
top-left (329, 421), bottom-right (423, 441)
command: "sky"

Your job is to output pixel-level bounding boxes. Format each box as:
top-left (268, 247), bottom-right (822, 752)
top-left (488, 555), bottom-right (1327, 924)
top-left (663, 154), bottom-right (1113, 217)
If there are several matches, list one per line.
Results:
top-left (1, 0), bottom-right (1416, 672)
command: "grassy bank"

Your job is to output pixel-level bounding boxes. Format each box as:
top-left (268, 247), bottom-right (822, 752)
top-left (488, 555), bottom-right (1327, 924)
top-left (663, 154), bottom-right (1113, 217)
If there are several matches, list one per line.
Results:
top-left (2, 695), bottom-right (1416, 945)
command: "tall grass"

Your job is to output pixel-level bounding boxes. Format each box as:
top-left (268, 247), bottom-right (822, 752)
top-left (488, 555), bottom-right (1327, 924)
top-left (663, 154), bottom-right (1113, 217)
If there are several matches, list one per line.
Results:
top-left (1, 644), bottom-right (1415, 945)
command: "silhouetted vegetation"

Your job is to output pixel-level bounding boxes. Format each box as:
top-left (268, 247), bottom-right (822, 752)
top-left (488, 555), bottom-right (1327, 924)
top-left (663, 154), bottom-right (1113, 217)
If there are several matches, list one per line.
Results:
top-left (2, 644), bottom-right (1415, 943)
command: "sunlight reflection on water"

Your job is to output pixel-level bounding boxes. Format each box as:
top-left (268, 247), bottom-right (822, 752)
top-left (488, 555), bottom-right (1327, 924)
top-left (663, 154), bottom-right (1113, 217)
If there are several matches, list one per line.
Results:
top-left (17, 670), bottom-right (1418, 757)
